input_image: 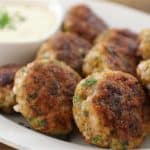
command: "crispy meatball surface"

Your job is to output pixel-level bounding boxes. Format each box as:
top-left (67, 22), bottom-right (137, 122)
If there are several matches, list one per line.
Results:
top-left (83, 43), bottom-right (137, 76)
top-left (37, 32), bottom-right (91, 75)
top-left (96, 29), bottom-right (139, 56)
top-left (13, 59), bottom-right (81, 135)
top-left (63, 4), bottom-right (108, 43)
top-left (73, 71), bottom-right (145, 149)
top-left (0, 65), bottom-right (19, 113)
top-left (137, 59), bottom-right (150, 95)
top-left (138, 29), bottom-right (150, 59)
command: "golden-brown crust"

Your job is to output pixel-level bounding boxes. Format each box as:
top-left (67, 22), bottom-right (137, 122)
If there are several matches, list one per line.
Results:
top-left (96, 29), bottom-right (139, 56)
top-left (92, 72), bottom-right (145, 140)
top-left (37, 32), bottom-right (91, 75)
top-left (14, 60), bottom-right (81, 135)
top-left (83, 43), bottom-right (138, 76)
top-left (73, 71), bottom-right (146, 149)
top-left (63, 4), bottom-right (108, 43)
top-left (103, 44), bottom-right (137, 74)
top-left (137, 60), bottom-right (150, 136)
top-left (83, 29), bottom-right (139, 76)
top-left (138, 29), bottom-right (150, 60)
top-left (137, 59), bottom-right (150, 92)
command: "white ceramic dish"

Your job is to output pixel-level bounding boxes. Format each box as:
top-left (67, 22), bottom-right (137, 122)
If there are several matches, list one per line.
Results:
top-left (0, 0), bottom-right (150, 150)
top-left (0, 0), bottom-right (63, 66)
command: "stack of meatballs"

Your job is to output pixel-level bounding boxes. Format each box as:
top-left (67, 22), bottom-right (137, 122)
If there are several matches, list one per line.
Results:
top-left (0, 4), bottom-right (149, 150)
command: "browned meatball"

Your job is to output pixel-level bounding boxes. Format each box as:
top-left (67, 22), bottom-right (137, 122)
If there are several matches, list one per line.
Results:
top-left (96, 29), bottom-right (139, 56)
top-left (0, 65), bottom-right (19, 113)
top-left (138, 29), bottom-right (150, 60)
top-left (137, 60), bottom-right (150, 136)
top-left (137, 59), bottom-right (150, 95)
top-left (63, 4), bottom-right (108, 43)
top-left (13, 59), bottom-right (81, 135)
top-left (37, 32), bottom-right (92, 75)
top-left (83, 43), bottom-right (138, 76)
top-left (73, 71), bottom-right (146, 149)
top-left (83, 29), bottom-right (139, 76)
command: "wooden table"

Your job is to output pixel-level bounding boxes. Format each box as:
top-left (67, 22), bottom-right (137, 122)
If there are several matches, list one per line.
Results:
top-left (109, 0), bottom-right (150, 13)
top-left (0, 143), bottom-right (16, 150)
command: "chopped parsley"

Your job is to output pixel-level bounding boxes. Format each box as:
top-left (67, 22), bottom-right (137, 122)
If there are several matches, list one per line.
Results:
top-left (29, 118), bottom-right (46, 128)
top-left (0, 9), bottom-right (26, 30)
top-left (0, 10), bottom-right (11, 29)
top-left (38, 119), bottom-right (46, 127)
top-left (92, 135), bottom-right (102, 144)
top-left (82, 78), bottom-right (97, 87)
top-left (121, 142), bottom-right (127, 150)
top-left (111, 141), bottom-right (127, 150)
top-left (73, 95), bottom-right (81, 103)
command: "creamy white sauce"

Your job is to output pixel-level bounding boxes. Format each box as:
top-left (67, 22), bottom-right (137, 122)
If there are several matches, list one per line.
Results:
top-left (0, 4), bottom-right (56, 42)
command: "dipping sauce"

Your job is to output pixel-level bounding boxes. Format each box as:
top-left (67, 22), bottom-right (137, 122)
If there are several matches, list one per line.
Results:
top-left (0, 4), bottom-right (56, 42)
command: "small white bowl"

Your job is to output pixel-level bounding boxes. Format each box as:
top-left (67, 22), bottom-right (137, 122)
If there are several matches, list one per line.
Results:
top-left (0, 0), bottom-right (63, 65)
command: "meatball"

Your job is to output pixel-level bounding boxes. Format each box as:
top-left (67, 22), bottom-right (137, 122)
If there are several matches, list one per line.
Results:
top-left (13, 59), bottom-right (81, 135)
top-left (137, 59), bottom-right (150, 135)
top-left (73, 71), bottom-right (145, 149)
top-left (138, 29), bottom-right (150, 59)
top-left (37, 32), bottom-right (91, 75)
top-left (95, 29), bottom-right (139, 56)
top-left (0, 65), bottom-right (19, 113)
top-left (137, 59), bottom-right (150, 95)
top-left (63, 4), bottom-right (108, 43)
top-left (83, 43), bottom-right (137, 76)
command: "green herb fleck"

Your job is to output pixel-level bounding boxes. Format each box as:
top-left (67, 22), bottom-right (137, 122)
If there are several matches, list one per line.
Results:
top-left (92, 135), bottom-right (102, 144)
top-left (121, 142), bottom-right (127, 150)
top-left (38, 119), bottom-right (46, 127)
top-left (73, 95), bottom-right (81, 103)
top-left (0, 9), bottom-right (26, 30)
top-left (0, 10), bottom-right (11, 29)
top-left (29, 118), bottom-right (46, 128)
top-left (82, 78), bottom-right (97, 87)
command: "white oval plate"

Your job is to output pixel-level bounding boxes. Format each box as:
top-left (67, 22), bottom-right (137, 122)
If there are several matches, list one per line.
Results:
top-left (0, 0), bottom-right (150, 150)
